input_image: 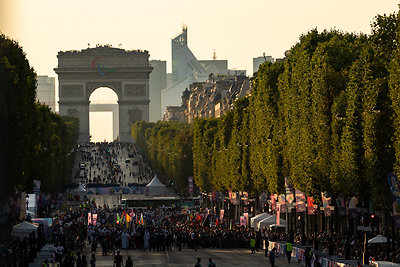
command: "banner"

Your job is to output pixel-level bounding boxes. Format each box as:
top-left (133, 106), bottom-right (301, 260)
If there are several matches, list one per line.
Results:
top-left (270, 194), bottom-right (277, 211)
top-left (220, 209), bottom-right (225, 222)
top-left (388, 173), bottom-right (400, 214)
top-left (276, 204), bottom-right (281, 225)
top-left (295, 189), bottom-right (306, 212)
top-left (231, 192), bottom-right (238, 205)
top-left (240, 216), bottom-right (246, 226)
top-left (278, 194), bottom-right (287, 213)
top-left (285, 178), bottom-right (295, 204)
top-left (244, 212), bottom-right (248, 226)
top-left (307, 196), bottom-right (317, 215)
top-left (92, 214), bottom-right (98, 226)
top-left (321, 192), bottom-right (333, 217)
top-left (243, 192), bottom-right (249, 205)
top-left (188, 176), bottom-right (194, 197)
top-left (348, 196), bottom-right (359, 219)
top-left (88, 213), bottom-right (92, 225)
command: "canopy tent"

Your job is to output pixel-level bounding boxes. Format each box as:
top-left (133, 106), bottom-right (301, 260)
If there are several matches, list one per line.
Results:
top-left (12, 221), bottom-right (38, 238)
top-left (72, 184), bottom-right (87, 200)
top-left (368, 235), bottom-right (388, 244)
top-left (145, 176), bottom-right (167, 196)
top-left (250, 213), bottom-right (272, 228)
top-left (257, 215), bottom-right (287, 230)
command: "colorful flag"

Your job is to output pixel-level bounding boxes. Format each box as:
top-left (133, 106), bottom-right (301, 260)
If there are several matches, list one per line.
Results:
top-left (240, 216), bottom-right (246, 226)
top-left (116, 213), bottom-right (121, 224)
top-left (92, 214), bottom-right (98, 226)
top-left (307, 196), bottom-right (316, 215)
top-left (295, 189), bottom-right (307, 212)
top-left (276, 204), bottom-right (281, 225)
top-left (126, 214), bottom-right (132, 223)
top-left (270, 194), bottom-right (277, 211)
top-left (321, 192), bottom-right (333, 217)
top-left (220, 209), bottom-right (225, 222)
top-left (88, 213), bottom-right (92, 225)
top-left (243, 192), bottom-right (249, 205)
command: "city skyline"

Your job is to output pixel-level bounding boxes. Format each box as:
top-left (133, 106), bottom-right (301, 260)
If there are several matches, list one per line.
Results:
top-left (3, 0), bottom-right (400, 141)
top-left (2, 0), bottom-right (399, 77)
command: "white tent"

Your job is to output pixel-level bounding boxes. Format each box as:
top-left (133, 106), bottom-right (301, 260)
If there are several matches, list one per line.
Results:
top-left (250, 213), bottom-right (272, 228)
top-left (368, 235), bottom-right (388, 244)
top-left (12, 221), bottom-right (38, 238)
top-left (72, 184), bottom-right (87, 200)
top-left (257, 215), bottom-right (287, 230)
top-left (145, 176), bottom-right (167, 196)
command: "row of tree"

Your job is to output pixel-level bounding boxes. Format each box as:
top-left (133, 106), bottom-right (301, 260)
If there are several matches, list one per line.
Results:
top-left (131, 121), bottom-right (193, 194)
top-left (0, 34), bottom-right (79, 200)
top-left (193, 11), bottom-right (400, 210)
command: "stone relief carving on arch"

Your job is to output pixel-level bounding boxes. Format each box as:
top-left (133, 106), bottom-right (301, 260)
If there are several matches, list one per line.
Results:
top-left (128, 108), bottom-right (143, 123)
top-left (67, 108), bottom-right (79, 117)
top-left (62, 85), bottom-right (83, 97)
top-left (125, 84), bottom-right (146, 97)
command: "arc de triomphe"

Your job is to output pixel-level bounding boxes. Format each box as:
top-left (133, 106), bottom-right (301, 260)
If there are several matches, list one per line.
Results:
top-left (54, 46), bottom-right (152, 143)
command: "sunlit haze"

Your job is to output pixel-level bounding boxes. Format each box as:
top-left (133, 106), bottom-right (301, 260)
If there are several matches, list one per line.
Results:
top-left (2, 0), bottom-right (399, 140)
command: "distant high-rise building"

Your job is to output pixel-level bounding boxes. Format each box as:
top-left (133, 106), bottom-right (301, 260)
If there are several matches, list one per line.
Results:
top-left (162, 27), bottom-right (210, 115)
top-left (253, 54), bottom-right (274, 75)
top-left (149, 60), bottom-right (167, 122)
top-left (37, 75), bottom-right (56, 111)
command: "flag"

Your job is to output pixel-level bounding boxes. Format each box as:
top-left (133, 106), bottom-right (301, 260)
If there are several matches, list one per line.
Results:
top-left (270, 194), bottom-right (277, 211)
top-left (126, 214), bottom-right (132, 223)
top-left (220, 209), bottom-right (225, 222)
top-left (240, 216), bottom-right (246, 226)
top-left (139, 213), bottom-right (144, 225)
top-left (92, 214), bottom-right (98, 226)
top-left (307, 196), bottom-right (316, 215)
top-left (321, 192), bottom-right (333, 217)
top-left (129, 209), bottom-right (134, 218)
top-left (88, 213), bottom-right (92, 225)
top-left (295, 189), bottom-right (307, 212)
top-left (116, 213), bottom-right (121, 224)
top-left (276, 204), bottom-right (281, 225)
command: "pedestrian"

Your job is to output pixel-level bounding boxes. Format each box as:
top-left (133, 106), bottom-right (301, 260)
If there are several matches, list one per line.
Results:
top-left (269, 247), bottom-right (276, 267)
top-left (114, 250), bottom-right (123, 267)
top-left (208, 258), bottom-right (216, 267)
top-left (264, 238), bottom-right (269, 257)
top-left (286, 240), bottom-right (293, 263)
top-left (305, 247), bottom-right (312, 267)
top-left (126, 256), bottom-right (133, 267)
top-left (195, 258), bottom-right (202, 267)
top-left (250, 235), bottom-right (256, 254)
top-left (314, 256), bottom-right (322, 267)
top-left (90, 253), bottom-right (96, 267)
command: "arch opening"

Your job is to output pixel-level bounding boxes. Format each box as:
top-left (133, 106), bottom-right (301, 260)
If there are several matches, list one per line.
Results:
top-left (89, 87), bottom-right (119, 142)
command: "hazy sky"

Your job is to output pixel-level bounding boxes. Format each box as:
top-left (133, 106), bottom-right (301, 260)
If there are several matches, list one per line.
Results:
top-left (1, 0), bottom-right (399, 141)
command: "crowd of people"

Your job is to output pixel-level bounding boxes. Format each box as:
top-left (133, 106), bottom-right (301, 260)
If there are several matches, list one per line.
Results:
top-left (75, 142), bottom-right (155, 187)
top-left (4, 141), bottom-right (400, 267)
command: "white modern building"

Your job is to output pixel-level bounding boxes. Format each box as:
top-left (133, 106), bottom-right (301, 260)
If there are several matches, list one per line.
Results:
top-left (36, 75), bottom-right (56, 111)
top-left (161, 27), bottom-right (229, 115)
top-left (149, 60), bottom-right (167, 122)
top-left (253, 54), bottom-right (274, 75)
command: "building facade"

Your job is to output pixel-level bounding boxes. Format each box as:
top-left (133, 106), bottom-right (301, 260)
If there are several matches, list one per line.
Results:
top-left (37, 75), bottom-right (56, 111)
top-left (149, 60), bottom-right (167, 122)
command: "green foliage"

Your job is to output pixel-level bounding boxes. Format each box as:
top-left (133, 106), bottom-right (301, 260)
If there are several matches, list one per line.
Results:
top-left (131, 121), bottom-right (193, 194)
top-left (0, 34), bottom-right (79, 199)
top-left (189, 12), bottom-right (400, 210)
